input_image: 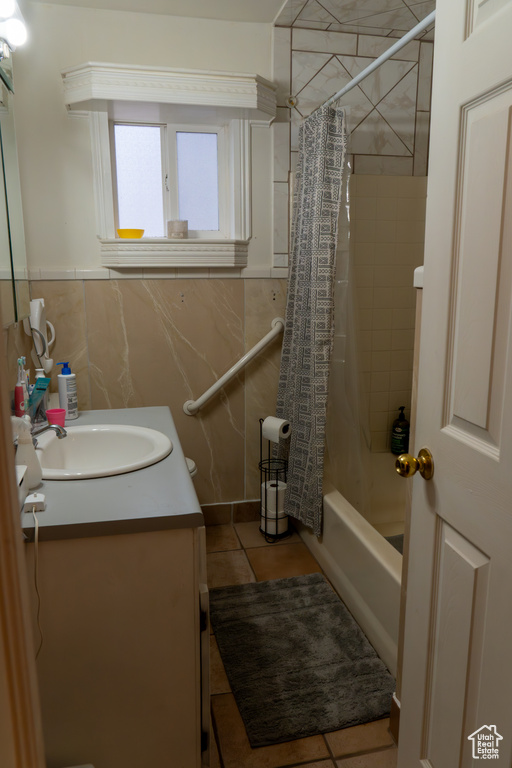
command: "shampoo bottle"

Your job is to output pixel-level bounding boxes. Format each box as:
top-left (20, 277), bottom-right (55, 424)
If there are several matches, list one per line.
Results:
top-left (57, 362), bottom-right (78, 420)
top-left (391, 406), bottom-right (410, 455)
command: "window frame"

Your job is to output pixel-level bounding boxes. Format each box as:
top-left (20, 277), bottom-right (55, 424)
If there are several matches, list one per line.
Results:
top-left (89, 111), bottom-right (253, 268)
top-left (110, 121), bottom-right (230, 240)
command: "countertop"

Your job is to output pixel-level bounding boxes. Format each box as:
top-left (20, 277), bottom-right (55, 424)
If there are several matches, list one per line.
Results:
top-left (21, 406), bottom-right (203, 541)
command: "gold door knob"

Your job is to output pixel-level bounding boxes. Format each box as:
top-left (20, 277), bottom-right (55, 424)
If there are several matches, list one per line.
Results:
top-left (395, 448), bottom-right (434, 480)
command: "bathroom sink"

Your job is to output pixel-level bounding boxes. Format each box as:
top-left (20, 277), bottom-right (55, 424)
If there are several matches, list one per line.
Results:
top-left (35, 424), bottom-right (173, 480)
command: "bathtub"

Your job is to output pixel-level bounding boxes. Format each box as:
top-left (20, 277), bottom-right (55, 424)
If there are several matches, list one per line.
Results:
top-left (297, 488), bottom-right (402, 676)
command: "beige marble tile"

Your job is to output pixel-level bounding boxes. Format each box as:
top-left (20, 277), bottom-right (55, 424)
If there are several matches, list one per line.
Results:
top-left (273, 26), bottom-right (292, 107)
top-left (273, 121), bottom-right (291, 183)
top-left (294, 763), bottom-right (335, 768)
top-left (293, 18), bottom-right (330, 29)
top-left (417, 41), bottom-right (434, 112)
top-left (377, 67), bottom-right (418, 152)
top-left (210, 726), bottom-right (222, 768)
top-left (294, 58), bottom-right (373, 130)
top-left (30, 280), bottom-right (91, 411)
top-left (329, 22), bottom-right (391, 36)
top-left (235, 521), bottom-right (301, 548)
top-left (244, 279), bottom-right (287, 499)
top-left (357, 34), bottom-right (419, 62)
top-left (292, 50), bottom-right (332, 95)
top-left (350, 6), bottom-right (418, 30)
top-left (292, 27), bottom-right (358, 55)
top-left (335, 746), bottom-right (397, 767)
top-left (338, 56), bottom-right (415, 107)
top-left (275, 0), bottom-right (309, 27)
top-left (326, 718), bottom-right (393, 758)
top-left (207, 550), bottom-right (255, 588)
top-left (413, 110), bottom-right (430, 176)
top-left (212, 693), bottom-right (330, 768)
top-left (202, 504), bottom-right (232, 526)
top-left (210, 635), bottom-right (231, 695)
top-left (84, 278), bottom-right (245, 505)
top-left (298, 0), bottom-right (339, 25)
top-left (352, 110), bottom-right (411, 157)
top-left (233, 500), bottom-right (260, 522)
top-left (354, 156), bottom-right (413, 176)
top-left (0, 279), bottom-right (15, 328)
top-left (205, 524), bottom-right (241, 553)
top-left (246, 541), bottom-right (322, 581)
top-left (274, 182), bottom-right (290, 254)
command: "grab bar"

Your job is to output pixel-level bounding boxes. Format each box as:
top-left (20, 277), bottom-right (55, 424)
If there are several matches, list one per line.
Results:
top-left (183, 317), bottom-right (285, 416)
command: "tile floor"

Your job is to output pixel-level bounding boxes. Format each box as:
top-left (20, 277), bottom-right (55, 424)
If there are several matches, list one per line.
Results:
top-left (206, 521), bottom-right (398, 768)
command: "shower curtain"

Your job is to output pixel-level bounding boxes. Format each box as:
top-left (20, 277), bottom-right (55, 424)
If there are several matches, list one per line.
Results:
top-left (276, 104), bottom-right (348, 536)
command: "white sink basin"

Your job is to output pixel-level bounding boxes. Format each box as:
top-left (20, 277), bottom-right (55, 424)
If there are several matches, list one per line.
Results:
top-left (36, 424), bottom-right (173, 480)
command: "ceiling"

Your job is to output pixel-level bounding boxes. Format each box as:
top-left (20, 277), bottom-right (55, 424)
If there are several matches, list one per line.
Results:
top-left (275, 0), bottom-right (435, 37)
top-left (26, 0), bottom-right (287, 23)
top-left (25, 0), bottom-right (435, 35)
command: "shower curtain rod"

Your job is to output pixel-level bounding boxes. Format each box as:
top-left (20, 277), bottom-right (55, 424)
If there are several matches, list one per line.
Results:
top-left (311, 10), bottom-right (436, 114)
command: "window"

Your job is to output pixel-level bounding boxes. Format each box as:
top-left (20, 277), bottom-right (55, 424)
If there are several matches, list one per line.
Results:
top-left (63, 63), bottom-right (276, 267)
top-left (112, 122), bottom-right (225, 238)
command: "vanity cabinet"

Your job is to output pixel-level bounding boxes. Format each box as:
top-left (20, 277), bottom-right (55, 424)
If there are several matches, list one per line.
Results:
top-left (25, 524), bottom-right (208, 768)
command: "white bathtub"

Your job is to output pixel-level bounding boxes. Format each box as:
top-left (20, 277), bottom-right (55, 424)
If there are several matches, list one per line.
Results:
top-left (297, 488), bottom-right (402, 676)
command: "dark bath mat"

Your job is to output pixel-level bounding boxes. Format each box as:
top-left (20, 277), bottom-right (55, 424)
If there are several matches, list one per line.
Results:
top-left (209, 572), bottom-right (395, 748)
top-left (385, 534), bottom-right (404, 555)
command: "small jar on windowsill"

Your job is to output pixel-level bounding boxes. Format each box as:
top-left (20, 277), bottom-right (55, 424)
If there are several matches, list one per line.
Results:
top-left (167, 220), bottom-right (188, 239)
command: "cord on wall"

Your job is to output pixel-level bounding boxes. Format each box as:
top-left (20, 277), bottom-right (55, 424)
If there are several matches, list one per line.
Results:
top-left (31, 508), bottom-right (43, 659)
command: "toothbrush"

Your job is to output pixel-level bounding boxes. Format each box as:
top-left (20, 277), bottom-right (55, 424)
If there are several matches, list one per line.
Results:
top-left (14, 358), bottom-right (25, 416)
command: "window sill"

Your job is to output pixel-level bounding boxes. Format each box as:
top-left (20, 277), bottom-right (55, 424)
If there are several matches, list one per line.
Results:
top-left (99, 238), bottom-right (249, 269)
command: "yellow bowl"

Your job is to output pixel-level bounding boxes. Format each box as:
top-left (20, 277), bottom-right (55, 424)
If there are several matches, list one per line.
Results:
top-left (117, 228), bottom-right (144, 239)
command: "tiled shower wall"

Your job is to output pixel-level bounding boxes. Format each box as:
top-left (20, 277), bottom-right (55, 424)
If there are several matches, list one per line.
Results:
top-left (272, 25), bottom-right (433, 264)
top-left (4, 278), bottom-right (286, 507)
top-left (351, 174), bottom-right (426, 451)
top-left (273, 24), bottom-right (430, 454)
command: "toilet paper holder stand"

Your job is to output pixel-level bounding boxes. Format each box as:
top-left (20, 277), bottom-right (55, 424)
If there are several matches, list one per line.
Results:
top-left (259, 418), bottom-right (290, 543)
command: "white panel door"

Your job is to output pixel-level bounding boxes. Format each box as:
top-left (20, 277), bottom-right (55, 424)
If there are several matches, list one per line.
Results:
top-left (398, 0), bottom-right (512, 765)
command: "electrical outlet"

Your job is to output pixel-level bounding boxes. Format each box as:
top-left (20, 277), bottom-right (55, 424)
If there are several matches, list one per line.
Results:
top-left (23, 493), bottom-right (46, 513)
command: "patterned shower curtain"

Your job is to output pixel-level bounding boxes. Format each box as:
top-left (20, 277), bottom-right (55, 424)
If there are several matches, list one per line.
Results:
top-left (276, 104), bottom-right (347, 536)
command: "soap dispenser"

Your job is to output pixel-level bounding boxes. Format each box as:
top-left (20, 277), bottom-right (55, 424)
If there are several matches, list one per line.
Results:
top-left (57, 362), bottom-right (78, 420)
top-left (391, 406), bottom-right (410, 455)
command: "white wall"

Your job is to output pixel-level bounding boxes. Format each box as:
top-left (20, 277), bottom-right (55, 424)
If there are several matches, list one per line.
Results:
top-left (12, 2), bottom-right (274, 272)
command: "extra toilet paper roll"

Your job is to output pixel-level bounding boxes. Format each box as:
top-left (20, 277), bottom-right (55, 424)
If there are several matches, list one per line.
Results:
top-left (261, 416), bottom-right (291, 443)
top-left (260, 514), bottom-right (288, 536)
top-left (261, 480), bottom-right (287, 515)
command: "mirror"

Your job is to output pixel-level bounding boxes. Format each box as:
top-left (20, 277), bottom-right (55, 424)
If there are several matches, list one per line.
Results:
top-left (0, 73), bottom-right (29, 328)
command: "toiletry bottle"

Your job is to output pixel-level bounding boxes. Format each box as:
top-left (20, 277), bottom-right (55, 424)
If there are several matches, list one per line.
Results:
top-left (14, 358), bottom-right (26, 416)
top-left (391, 406), bottom-right (410, 455)
top-left (35, 368), bottom-right (49, 412)
top-left (12, 415), bottom-right (42, 490)
top-left (57, 362), bottom-right (78, 420)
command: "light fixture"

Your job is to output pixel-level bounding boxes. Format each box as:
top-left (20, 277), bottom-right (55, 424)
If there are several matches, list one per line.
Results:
top-left (0, 0), bottom-right (15, 19)
top-left (0, 0), bottom-right (26, 51)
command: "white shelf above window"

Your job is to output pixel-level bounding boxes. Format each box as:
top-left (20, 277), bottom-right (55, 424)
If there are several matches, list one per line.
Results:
top-left (62, 62), bottom-right (275, 270)
top-left (62, 62), bottom-right (277, 122)
top-left (99, 237), bottom-right (249, 268)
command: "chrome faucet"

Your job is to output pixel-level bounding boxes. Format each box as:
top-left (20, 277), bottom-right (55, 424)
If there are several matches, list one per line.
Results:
top-left (31, 423), bottom-right (67, 447)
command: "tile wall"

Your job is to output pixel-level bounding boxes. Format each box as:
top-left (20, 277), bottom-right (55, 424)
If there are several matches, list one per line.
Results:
top-left (3, 278), bottom-right (287, 507)
top-left (272, 24), bottom-right (433, 267)
top-left (272, 23), bottom-right (430, 458)
top-left (351, 174), bottom-right (426, 452)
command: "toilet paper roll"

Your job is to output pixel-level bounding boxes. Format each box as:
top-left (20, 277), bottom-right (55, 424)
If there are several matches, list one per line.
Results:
top-left (261, 416), bottom-right (291, 443)
top-left (261, 480), bottom-right (287, 515)
top-left (260, 514), bottom-right (288, 536)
